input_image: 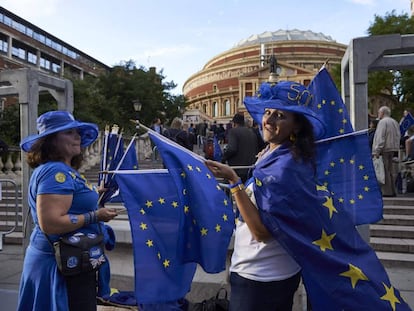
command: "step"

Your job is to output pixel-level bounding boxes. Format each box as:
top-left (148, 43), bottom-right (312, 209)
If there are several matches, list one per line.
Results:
top-left (370, 224), bottom-right (414, 239)
top-left (3, 231), bottom-right (23, 245)
top-left (370, 237), bottom-right (414, 253)
top-left (379, 214), bottom-right (414, 226)
top-left (376, 251), bottom-right (414, 268)
top-left (382, 196), bottom-right (414, 206)
top-left (383, 205), bottom-right (414, 216)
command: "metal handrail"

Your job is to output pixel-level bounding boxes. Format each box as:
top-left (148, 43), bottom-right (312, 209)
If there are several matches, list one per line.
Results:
top-left (0, 179), bottom-right (20, 250)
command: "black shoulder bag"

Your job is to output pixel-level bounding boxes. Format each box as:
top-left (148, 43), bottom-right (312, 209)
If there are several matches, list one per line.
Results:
top-left (47, 230), bottom-right (106, 277)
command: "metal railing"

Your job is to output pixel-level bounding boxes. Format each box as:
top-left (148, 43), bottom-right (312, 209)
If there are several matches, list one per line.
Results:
top-left (0, 179), bottom-right (20, 250)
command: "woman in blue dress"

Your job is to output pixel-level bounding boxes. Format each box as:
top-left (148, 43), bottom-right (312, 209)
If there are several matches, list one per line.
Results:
top-left (18, 111), bottom-right (119, 311)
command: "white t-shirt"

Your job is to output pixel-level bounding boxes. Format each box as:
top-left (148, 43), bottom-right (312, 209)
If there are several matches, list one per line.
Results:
top-left (229, 182), bottom-right (301, 282)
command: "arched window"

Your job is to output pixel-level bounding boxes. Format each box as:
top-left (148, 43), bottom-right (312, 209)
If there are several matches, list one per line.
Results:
top-left (212, 102), bottom-right (218, 117)
top-left (224, 99), bottom-right (231, 116)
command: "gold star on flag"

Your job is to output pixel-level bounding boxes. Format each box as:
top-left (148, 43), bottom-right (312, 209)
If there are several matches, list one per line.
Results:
top-left (215, 224), bottom-right (221, 232)
top-left (184, 205), bottom-right (189, 213)
top-left (206, 173), bottom-right (212, 179)
top-left (145, 200), bottom-right (153, 208)
top-left (380, 283), bottom-right (400, 311)
top-left (187, 164), bottom-right (193, 171)
top-left (171, 201), bottom-right (179, 208)
top-left (330, 100), bottom-right (335, 105)
top-left (158, 197), bottom-right (165, 204)
top-left (146, 240), bottom-right (153, 247)
top-left (359, 164), bottom-right (364, 170)
top-left (312, 229), bottom-right (336, 252)
top-left (163, 259), bottom-right (170, 268)
top-left (140, 222), bottom-right (148, 230)
top-left (223, 214), bottom-right (228, 221)
top-left (223, 199), bottom-right (228, 206)
top-left (200, 228), bottom-right (208, 236)
top-left (363, 175), bottom-right (369, 181)
top-left (196, 166), bottom-right (201, 172)
top-left (322, 196), bottom-right (337, 218)
top-left (140, 208), bottom-right (146, 215)
top-left (364, 186), bottom-right (370, 192)
top-left (339, 263), bottom-right (368, 288)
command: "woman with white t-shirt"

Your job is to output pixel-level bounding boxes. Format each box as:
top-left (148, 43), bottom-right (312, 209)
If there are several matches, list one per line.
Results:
top-left (205, 81), bottom-right (325, 311)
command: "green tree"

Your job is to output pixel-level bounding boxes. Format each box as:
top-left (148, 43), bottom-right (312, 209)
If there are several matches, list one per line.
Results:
top-left (367, 10), bottom-right (414, 116)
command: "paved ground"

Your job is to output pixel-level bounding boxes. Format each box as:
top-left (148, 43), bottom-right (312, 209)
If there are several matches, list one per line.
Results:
top-left (1, 243), bottom-right (413, 311)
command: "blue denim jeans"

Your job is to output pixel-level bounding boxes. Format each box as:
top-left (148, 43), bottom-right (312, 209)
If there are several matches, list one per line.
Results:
top-left (229, 271), bottom-right (301, 311)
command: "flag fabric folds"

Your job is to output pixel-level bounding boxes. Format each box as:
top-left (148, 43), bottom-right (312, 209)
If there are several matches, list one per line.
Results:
top-left (307, 66), bottom-right (354, 138)
top-left (400, 112), bottom-right (414, 137)
top-left (213, 135), bottom-right (223, 162)
top-left (259, 181), bottom-right (411, 310)
top-left (115, 171), bottom-right (196, 304)
top-left (148, 130), bottom-right (235, 273)
top-left (308, 67), bottom-right (383, 225)
top-left (99, 128), bottom-right (138, 204)
top-left (316, 131), bottom-right (383, 225)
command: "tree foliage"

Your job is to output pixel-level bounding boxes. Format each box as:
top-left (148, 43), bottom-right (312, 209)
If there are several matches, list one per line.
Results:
top-left (367, 10), bottom-right (414, 116)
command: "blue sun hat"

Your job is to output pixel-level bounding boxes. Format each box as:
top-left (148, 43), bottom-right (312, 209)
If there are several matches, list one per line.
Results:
top-left (244, 81), bottom-right (326, 140)
top-left (20, 110), bottom-right (99, 152)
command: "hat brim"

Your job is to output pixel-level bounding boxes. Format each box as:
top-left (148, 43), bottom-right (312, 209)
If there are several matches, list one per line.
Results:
top-left (244, 97), bottom-right (326, 140)
top-left (20, 121), bottom-right (99, 152)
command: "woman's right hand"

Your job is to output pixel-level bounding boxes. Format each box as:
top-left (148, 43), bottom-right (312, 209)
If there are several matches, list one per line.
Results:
top-left (96, 207), bottom-right (118, 222)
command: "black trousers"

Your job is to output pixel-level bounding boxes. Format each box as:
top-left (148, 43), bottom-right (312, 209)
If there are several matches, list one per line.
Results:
top-left (65, 271), bottom-right (97, 311)
top-left (229, 271), bottom-right (301, 311)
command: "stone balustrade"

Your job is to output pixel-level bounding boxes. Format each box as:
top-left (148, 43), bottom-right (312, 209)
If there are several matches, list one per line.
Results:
top-left (0, 132), bottom-right (155, 185)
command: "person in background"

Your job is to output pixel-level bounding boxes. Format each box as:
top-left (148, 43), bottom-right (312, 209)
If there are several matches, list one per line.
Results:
top-left (372, 106), bottom-right (401, 197)
top-left (205, 81), bottom-right (325, 310)
top-left (403, 125), bottom-right (414, 162)
top-left (251, 120), bottom-right (267, 151)
top-left (368, 118), bottom-right (379, 150)
top-left (150, 117), bottom-right (163, 134)
top-left (17, 111), bottom-right (118, 311)
top-left (221, 113), bottom-right (258, 182)
top-left (164, 117), bottom-right (193, 151)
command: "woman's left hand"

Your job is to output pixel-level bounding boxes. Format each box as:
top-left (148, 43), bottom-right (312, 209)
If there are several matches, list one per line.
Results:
top-left (205, 160), bottom-right (239, 183)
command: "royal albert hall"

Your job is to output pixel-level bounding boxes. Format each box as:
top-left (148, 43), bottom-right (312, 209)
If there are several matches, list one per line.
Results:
top-left (182, 29), bottom-right (347, 125)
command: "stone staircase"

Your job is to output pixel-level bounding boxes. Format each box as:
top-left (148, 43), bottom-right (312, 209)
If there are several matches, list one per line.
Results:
top-left (370, 196), bottom-right (414, 268)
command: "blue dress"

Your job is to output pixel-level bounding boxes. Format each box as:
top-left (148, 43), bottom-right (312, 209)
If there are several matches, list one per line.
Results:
top-left (17, 161), bottom-right (100, 311)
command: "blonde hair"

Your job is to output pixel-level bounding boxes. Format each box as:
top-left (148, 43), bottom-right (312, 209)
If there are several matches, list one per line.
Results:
top-left (170, 117), bottom-right (183, 129)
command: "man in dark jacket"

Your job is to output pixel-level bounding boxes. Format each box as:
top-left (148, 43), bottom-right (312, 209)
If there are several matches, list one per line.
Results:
top-left (221, 113), bottom-right (258, 182)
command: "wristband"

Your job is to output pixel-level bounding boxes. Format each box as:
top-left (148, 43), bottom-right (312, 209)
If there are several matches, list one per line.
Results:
top-left (83, 212), bottom-right (91, 226)
top-left (89, 211), bottom-right (98, 224)
top-left (229, 179), bottom-right (242, 189)
top-left (230, 183), bottom-right (245, 194)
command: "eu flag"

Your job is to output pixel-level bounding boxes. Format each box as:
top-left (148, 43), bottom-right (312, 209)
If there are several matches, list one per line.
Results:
top-left (316, 131), bottom-right (383, 225)
top-left (148, 130), bottom-right (235, 273)
top-left (400, 112), bottom-right (414, 137)
top-left (253, 145), bottom-right (411, 310)
top-left (115, 171), bottom-right (197, 303)
top-left (307, 67), bottom-right (383, 225)
top-left (99, 130), bottom-right (138, 204)
top-left (307, 67), bottom-right (354, 138)
top-left (213, 135), bottom-right (223, 162)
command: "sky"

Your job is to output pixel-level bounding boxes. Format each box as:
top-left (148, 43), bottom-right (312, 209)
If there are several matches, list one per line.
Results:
top-left (1, 0), bottom-right (410, 94)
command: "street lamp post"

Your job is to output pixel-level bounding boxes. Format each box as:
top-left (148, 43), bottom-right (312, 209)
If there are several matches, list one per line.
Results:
top-left (133, 99), bottom-right (142, 121)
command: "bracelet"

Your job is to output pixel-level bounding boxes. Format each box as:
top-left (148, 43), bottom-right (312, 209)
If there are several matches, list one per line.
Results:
top-left (230, 183), bottom-right (245, 194)
top-left (83, 212), bottom-right (91, 226)
top-left (229, 179), bottom-right (242, 189)
top-left (89, 211), bottom-right (98, 224)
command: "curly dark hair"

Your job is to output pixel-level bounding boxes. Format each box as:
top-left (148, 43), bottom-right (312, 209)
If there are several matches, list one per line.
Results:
top-left (289, 113), bottom-right (316, 168)
top-left (25, 133), bottom-right (84, 169)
